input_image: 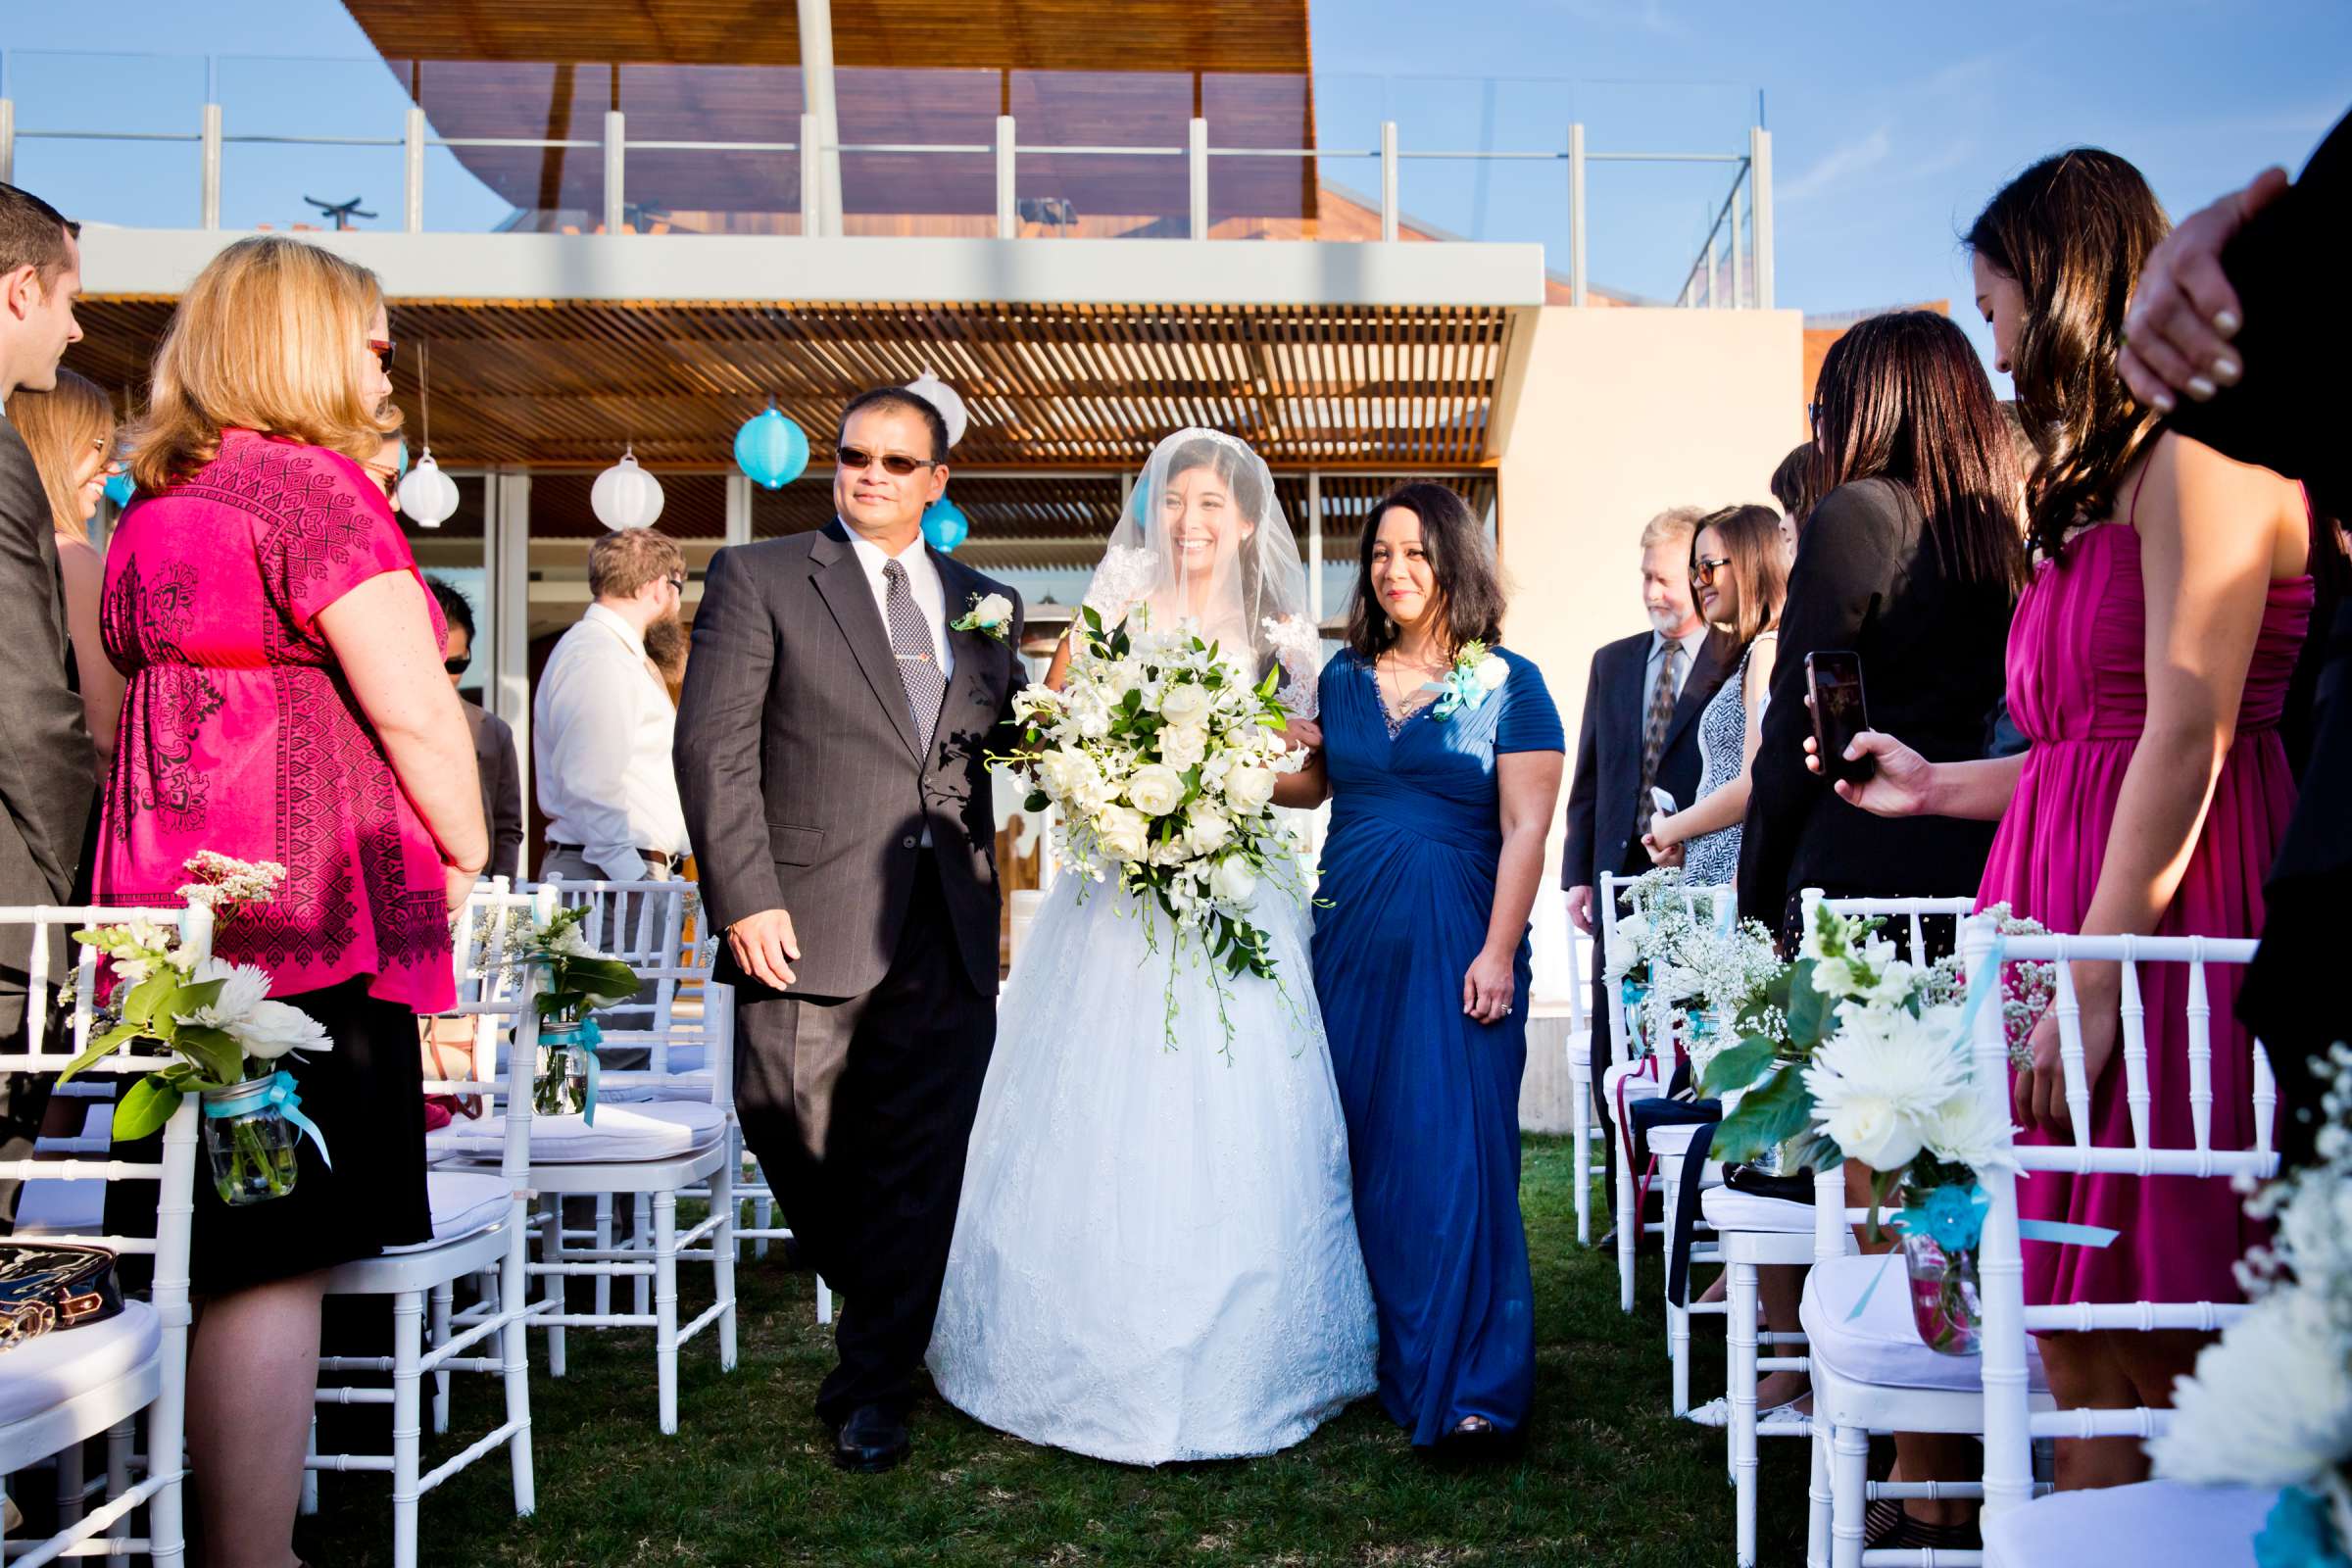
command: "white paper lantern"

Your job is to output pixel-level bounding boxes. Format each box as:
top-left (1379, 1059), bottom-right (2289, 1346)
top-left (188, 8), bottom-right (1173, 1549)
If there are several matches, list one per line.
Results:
top-left (590, 449), bottom-right (665, 530)
top-left (902, 369), bottom-right (967, 450)
top-left (395, 450), bottom-right (462, 528)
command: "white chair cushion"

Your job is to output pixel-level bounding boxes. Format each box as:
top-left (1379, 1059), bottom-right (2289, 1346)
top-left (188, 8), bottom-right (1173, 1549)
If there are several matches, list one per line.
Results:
top-left (600, 1071), bottom-right (716, 1105)
top-left (1567, 1027), bottom-right (1594, 1067)
top-left (1602, 1062), bottom-right (1663, 1101)
top-left (1983, 1480), bottom-right (2273, 1568)
top-left (1647, 1121), bottom-right (1712, 1159)
top-left (381, 1171), bottom-right (512, 1254)
top-left (1800, 1252), bottom-right (2047, 1395)
top-left (1702, 1185), bottom-right (1818, 1234)
top-left (437, 1101), bottom-right (727, 1164)
top-left (0, 1299), bottom-right (160, 1427)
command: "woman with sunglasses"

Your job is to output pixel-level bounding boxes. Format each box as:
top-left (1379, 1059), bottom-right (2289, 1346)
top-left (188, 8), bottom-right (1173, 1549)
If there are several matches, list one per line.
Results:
top-left (1642, 503), bottom-right (1790, 886)
top-left (9, 366), bottom-right (124, 776)
top-left (100, 234), bottom-right (485, 1568)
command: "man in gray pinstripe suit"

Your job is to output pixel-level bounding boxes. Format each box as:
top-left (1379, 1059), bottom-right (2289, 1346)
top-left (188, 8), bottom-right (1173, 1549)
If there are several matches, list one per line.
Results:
top-left (675, 385), bottom-right (1026, 1473)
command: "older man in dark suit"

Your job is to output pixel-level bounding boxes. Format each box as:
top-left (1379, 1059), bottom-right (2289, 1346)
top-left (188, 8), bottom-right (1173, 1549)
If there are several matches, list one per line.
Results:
top-left (1560, 506), bottom-right (1740, 1224)
top-left (0, 182), bottom-right (100, 1230)
top-left (675, 383), bottom-right (1025, 1473)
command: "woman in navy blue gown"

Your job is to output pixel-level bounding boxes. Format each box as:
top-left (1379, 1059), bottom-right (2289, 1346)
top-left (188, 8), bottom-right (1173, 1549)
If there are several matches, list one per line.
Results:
top-left (1279, 482), bottom-right (1565, 1454)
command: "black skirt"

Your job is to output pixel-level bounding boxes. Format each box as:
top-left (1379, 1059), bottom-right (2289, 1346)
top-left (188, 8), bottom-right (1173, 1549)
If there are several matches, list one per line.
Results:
top-left (109, 977), bottom-right (432, 1297)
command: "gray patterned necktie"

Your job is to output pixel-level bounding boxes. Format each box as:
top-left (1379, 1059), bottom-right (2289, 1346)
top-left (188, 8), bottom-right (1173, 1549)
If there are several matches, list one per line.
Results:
top-left (1635, 639), bottom-right (1682, 835)
top-left (882, 559), bottom-right (946, 747)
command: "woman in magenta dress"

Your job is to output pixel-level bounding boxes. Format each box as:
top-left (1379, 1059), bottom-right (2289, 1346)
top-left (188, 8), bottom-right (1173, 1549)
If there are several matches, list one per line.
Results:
top-left (102, 236), bottom-right (487, 1565)
top-left (1826, 151), bottom-right (2315, 1494)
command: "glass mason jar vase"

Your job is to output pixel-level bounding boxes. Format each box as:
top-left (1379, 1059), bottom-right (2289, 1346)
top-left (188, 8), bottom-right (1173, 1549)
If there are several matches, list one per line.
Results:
top-left (1620, 977), bottom-right (1652, 1058)
top-left (201, 1078), bottom-right (303, 1206)
top-left (533, 1019), bottom-right (599, 1118)
top-left (1898, 1195), bottom-right (1985, 1355)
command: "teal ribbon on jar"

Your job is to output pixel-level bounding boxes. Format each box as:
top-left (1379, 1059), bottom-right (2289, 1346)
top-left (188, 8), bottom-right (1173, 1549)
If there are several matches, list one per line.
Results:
top-left (542, 1016), bottom-right (604, 1125)
top-left (1621, 976), bottom-right (1651, 1057)
top-left (203, 1070), bottom-right (333, 1168)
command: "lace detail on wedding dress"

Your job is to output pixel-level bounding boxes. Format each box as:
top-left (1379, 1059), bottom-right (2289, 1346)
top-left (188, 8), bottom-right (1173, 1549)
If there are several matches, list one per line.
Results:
top-left (1081, 546), bottom-right (1160, 626)
top-left (926, 872), bottom-right (1378, 1465)
top-left (1263, 614), bottom-right (1322, 720)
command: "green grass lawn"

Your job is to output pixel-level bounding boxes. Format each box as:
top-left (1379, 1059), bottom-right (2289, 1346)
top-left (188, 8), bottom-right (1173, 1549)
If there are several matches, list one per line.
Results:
top-left (300, 1137), bottom-right (1811, 1565)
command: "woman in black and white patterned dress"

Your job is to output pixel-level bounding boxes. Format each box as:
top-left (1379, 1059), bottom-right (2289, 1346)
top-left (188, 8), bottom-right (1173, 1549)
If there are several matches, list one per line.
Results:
top-left (1643, 504), bottom-right (1790, 884)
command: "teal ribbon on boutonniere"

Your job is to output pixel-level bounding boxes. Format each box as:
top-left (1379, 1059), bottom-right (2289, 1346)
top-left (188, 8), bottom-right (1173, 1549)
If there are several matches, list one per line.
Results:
top-left (542, 1016), bottom-right (604, 1125)
top-left (204, 1070), bottom-right (333, 1168)
top-left (1418, 641), bottom-right (1510, 722)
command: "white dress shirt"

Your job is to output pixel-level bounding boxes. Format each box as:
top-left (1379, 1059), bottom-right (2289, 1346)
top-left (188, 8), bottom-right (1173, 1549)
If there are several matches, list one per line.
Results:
top-left (1642, 623), bottom-right (1710, 706)
top-left (533, 602), bottom-right (692, 883)
top-left (848, 528), bottom-right (956, 682)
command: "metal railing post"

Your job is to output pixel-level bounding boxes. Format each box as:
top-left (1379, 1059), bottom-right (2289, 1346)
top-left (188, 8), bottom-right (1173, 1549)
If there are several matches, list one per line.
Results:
top-left (1305, 470), bottom-right (1324, 624)
top-left (602, 110), bottom-right (625, 234)
top-left (1189, 117), bottom-right (1209, 239)
top-left (1379, 121), bottom-right (1399, 243)
top-left (1731, 176), bottom-right (1746, 309)
top-left (403, 107), bottom-right (425, 232)
top-left (1705, 231), bottom-right (1717, 309)
top-left (1567, 122), bottom-right (1588, 307)
top-left (0, 97), bottom-right (14, 188)
top-left (800, 113), bottom-right (822, 237)
top-left (199, 102), bottom-right (222, 230)
top-left (995, 115), bottom-right (1016, 238)
top-left (1750, 125), bottom-right (1775, 310)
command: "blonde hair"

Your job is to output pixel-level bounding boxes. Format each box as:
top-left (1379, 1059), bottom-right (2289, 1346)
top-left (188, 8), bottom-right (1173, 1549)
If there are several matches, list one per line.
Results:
top-left (125, 235), bottom-right (399, 492)
top-left (1639, 505), bottom-right (1706, 553)
top-left (10, 368), bottom-right (115, 532)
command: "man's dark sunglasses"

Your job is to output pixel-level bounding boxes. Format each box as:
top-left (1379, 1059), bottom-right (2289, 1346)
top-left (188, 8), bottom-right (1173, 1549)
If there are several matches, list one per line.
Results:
top-left (443, 656), bottom-right (470, 676)
top-left (836, 446), bottom-right (934, 477)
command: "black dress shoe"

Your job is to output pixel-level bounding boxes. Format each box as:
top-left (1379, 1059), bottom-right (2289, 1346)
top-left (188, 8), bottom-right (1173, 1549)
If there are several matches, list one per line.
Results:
top-left (831, 1404), bottom-right (910, 1473)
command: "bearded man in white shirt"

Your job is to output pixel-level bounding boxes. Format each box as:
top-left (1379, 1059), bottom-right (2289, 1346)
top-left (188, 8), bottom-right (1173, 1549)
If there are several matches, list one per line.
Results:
top-left (535, 527), bottom-right (694, 886)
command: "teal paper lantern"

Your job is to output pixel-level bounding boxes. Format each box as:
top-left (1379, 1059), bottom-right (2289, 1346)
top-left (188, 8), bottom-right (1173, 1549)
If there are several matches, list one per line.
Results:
top-left (103, 467), bottom-right (137, 508)
top-left (922, 495), bottom-right (969, 553)
top-left (734, 402), bottom-right (809, 491)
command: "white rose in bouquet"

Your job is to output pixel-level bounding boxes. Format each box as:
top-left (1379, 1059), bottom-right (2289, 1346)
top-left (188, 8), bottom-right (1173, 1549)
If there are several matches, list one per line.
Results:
top-left (1183, 801), bottom-right (1233, 855)
top-left (232, 999), bottom-right (332, 1062)
top-left (1224, 764), bottom-right (1278, 814)
top-left (1126, 763), bottom-right (1184, 816)
top-left (1157, 681), bottom-right (1211, 728)
top-left (1209, 855), bottom-right (1258, 904)
top-left (1094, 805), bottom-right (1151, 862)
top-left (1157, 722), bottom-right (1208, 771)
top-left (1068, 683), bottom-right (1115, 739)
top-left (1105, 659), bottom-right (1145, 701)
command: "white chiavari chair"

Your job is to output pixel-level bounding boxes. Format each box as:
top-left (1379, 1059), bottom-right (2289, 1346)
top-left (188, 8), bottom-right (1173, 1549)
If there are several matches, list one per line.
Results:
top-left (1805, 919), bottom-right (2278, 1568)
top-left (0, 904), bottom-right (196, 1568)
top-left (1529, 885), bottom-right (1597, 1246)
top-left (303, 886), bottom-right (541, 1568)
top-left (431, 881), bottom-right (737, 1435)
top-left (1701, 893), bottom-right (1975, 1568)
top-left (1598, 870), bottom-right (1664, 1312)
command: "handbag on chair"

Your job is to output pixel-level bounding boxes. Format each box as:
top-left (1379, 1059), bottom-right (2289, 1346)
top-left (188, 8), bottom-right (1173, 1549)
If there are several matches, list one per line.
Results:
top-left (419, 1015), bottom-right (486, 1124)
top-left (0, 1243), bottom-right (123, 1351)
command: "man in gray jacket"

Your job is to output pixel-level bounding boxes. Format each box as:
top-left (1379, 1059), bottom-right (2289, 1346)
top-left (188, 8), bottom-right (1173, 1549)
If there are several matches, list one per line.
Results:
top-left (0, 182), bottom-right (100, 1228)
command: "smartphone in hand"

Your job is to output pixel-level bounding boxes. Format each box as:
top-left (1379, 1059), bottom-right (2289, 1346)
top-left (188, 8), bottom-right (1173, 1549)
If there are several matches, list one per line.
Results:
top-left (1806, 650), bottom-right (1876, 785)
top-left (1648, 786), bottom-right (1677, 820)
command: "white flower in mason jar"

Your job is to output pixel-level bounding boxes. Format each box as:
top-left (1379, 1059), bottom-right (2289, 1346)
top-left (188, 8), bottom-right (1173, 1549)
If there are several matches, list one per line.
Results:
top-left (182, 958), bottom-right (272, 1030)
top-left (1157, 722), bottom-right (1208, 771)
top-left (1811, 955), bottom-right (1861, 998)
top-left (1156, 681), bottom-right (1211, 728)
top-left (1223, 764), bottom-right (1277, 814)
top-left (231, 999), bottom-right (331, 1062)
top-left (1126, 763), bottom-right (1184, 816)
top-left (2152, 1290), bottom-right (2352, 1488)
top-left (1209, 855), bottom-right (1258, 904)
top-left (1802, 1003), bottom-right (1966, 1171)
top-left (1094, 804), bottom-right (1151, 862)
top-left (1916, 1088), bottom-right (2021, 1173)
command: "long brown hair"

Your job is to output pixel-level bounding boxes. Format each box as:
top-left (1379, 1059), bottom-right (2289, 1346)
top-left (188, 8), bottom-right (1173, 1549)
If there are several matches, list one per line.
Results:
top-left (1809, 311), bottom-right (2026, 592)
top-left (1691, 503), bottom-right (1788, 643)
top-left (9, 367), bottom-right (114, 531)
top-left (124, 235), bottom-right (399, 492)
top-left (1968, 149), bottom-right (2170, 561)
top-left (1345, 481), bottom-right (1506, 661)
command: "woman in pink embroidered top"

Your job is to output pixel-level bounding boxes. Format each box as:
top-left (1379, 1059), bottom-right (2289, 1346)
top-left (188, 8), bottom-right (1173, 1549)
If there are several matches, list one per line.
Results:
top-left (101, 235), bottom-right (485, 1568)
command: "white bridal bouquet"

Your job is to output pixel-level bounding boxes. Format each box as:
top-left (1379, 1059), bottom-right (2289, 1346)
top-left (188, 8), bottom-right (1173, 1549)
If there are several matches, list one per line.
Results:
top-left (999, 603), bottom-right (1308, 1051)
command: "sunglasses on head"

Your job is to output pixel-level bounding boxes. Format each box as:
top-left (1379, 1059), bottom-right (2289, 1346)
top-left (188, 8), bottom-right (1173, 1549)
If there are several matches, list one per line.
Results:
top-left (368, 337), bottom-right (397, 374)
top-left (836, 446), bottom-right (933, 477)
top-left (1691, 555), bottom-right (1733, 586)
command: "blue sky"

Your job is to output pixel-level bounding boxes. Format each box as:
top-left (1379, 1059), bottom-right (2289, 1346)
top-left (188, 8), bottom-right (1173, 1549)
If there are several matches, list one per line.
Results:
top-left (4, 0), bottom-right (2346, 389)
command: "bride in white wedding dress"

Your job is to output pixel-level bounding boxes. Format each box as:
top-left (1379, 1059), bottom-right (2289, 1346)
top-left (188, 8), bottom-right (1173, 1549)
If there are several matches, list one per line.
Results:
top-left (925, 428), bottom-right (1377, 1464)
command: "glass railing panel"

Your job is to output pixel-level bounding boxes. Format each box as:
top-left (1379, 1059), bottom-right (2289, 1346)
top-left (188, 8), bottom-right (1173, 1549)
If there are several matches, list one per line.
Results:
top-left (617, 63), bottom-right (804, 236)
top-left (836, 66), bottom-right (996, 237)
top-left (6, 51), bottom-right (208, 229)
top-left (407, 58), bottom-right (607, 232)
top-left (1009, 69), bottom-right (1190, 238)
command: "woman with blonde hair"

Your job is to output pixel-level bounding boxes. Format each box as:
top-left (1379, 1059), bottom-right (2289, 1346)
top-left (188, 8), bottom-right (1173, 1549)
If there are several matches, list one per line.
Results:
top-left (99, 234), bottom-right (486, 1567)
top-left (9, 366), bottom-right (123, 773)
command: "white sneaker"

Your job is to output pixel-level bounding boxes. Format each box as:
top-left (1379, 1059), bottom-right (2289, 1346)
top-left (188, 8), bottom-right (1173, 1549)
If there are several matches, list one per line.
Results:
top-left (1683, 1395), bottom-right (1809, 1431)
top-left (1684, 1396), bottom-right (1733, 1428)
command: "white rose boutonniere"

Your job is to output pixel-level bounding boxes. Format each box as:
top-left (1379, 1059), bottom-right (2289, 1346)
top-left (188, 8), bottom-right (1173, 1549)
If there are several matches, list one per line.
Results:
top-left (952, 591), bottom-right (1014, 644)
